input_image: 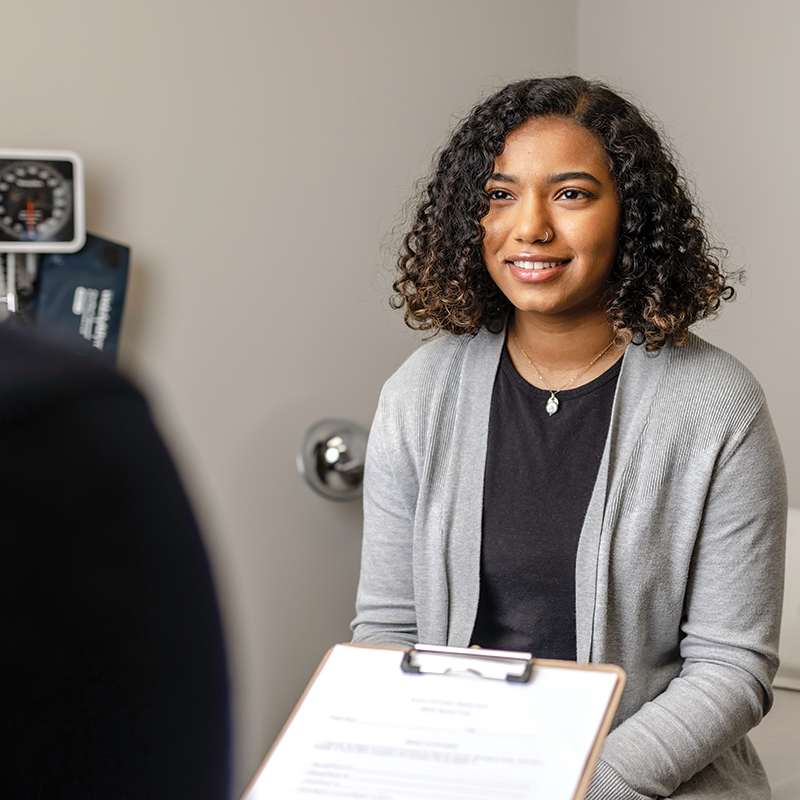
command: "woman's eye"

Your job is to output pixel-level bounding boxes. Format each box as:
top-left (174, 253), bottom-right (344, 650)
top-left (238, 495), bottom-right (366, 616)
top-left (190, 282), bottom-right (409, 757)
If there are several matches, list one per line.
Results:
top-left (558, 188), bottom-right (590, 200)
top-left (487, 189), bottom-right (512, 200)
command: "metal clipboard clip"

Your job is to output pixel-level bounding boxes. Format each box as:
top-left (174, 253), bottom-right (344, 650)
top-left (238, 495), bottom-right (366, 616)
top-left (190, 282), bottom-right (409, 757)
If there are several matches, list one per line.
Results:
top-left (400, 643), bottom-right (535, 683)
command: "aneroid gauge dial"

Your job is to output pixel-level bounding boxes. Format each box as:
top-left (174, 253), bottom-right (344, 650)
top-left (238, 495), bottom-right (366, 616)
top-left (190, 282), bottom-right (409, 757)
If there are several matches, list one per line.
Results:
top-left (0, 150), bottom-right (85, 253)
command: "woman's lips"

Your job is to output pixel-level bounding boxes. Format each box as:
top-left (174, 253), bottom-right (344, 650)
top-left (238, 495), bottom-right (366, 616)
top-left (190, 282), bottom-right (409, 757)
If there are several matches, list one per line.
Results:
top-left (510, 260), bottom-right (564, 270)
top-left (506, 257), bottom-right (569, 282)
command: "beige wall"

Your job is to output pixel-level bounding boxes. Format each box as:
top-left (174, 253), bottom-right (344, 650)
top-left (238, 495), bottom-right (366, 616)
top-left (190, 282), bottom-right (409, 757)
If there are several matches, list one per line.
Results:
top-left (3, 0), bottom-right (575, 790)
top-left (577, 0), bottom-right (799, 505)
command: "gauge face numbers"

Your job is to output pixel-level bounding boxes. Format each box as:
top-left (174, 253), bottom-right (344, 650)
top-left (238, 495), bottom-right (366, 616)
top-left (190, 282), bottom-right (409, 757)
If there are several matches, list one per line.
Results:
top-left (0, 160), bottom-right (74, 243)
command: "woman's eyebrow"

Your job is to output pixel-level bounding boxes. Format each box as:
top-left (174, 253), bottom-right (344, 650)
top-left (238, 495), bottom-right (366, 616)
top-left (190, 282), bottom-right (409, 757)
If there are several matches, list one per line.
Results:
top-left (487, 172), bottom-right (516, 183)
top-left (487, 170), bottom-right (603, 185)
top-left (548, 171), bottom-right (602, 185)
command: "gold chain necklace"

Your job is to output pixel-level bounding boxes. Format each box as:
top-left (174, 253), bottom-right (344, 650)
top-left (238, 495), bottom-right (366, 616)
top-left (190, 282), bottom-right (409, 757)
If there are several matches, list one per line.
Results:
top-left (512, 330), bottom-right (615, 416)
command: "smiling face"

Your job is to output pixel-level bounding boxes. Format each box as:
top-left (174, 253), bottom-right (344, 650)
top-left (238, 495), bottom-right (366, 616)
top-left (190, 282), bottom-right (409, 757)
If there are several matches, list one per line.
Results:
top-left (481, 117), bottom-right (621, 328)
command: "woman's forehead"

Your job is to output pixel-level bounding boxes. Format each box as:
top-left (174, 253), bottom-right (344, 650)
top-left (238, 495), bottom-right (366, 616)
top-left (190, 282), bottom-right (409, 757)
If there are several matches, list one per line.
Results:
top-left (494, 118), bottom-right (612, 179)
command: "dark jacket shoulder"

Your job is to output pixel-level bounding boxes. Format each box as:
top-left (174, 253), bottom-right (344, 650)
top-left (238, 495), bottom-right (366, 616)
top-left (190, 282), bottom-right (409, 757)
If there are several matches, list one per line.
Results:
top-left (0, 327), bottom-right (138, 427)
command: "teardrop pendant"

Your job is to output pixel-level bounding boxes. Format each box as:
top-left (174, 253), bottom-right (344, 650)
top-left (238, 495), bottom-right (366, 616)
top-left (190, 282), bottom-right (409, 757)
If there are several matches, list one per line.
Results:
top-left (545, 393), bottom-right (559, 416)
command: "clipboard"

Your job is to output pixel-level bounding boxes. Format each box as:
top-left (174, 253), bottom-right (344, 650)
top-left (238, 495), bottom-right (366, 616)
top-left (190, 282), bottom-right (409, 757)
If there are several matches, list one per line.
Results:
top-left (242, 643), bottom-right (626, 800)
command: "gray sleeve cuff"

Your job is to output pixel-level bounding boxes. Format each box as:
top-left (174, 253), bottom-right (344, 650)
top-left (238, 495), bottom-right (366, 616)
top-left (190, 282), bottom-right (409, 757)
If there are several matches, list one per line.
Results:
top-left (586, 759), bottom-right (656, 800)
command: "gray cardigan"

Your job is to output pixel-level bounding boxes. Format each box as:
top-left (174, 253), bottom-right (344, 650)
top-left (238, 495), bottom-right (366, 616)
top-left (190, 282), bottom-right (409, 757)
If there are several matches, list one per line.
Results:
top-left (351, 329), bottom-right (787, 800)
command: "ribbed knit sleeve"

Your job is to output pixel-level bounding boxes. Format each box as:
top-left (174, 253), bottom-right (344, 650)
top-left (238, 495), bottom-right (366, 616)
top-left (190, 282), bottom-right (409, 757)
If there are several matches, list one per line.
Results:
top-left (588, 760), bottom-right (654, 800)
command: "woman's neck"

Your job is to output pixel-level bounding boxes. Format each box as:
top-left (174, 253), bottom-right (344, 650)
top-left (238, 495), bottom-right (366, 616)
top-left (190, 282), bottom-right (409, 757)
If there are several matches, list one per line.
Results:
top-left (508, 311), bottom-right (625, 391)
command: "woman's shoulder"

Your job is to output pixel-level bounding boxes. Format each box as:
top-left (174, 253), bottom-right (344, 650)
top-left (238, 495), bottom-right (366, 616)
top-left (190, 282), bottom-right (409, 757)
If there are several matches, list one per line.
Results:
top-left (373, 329), bottom-right (504, 446)
top-left (625, 332), bottom-right (766, 421)
top-left (382, 328), bottom-right (504, 398)
top-left (669, 333), bottom-right (763, 398)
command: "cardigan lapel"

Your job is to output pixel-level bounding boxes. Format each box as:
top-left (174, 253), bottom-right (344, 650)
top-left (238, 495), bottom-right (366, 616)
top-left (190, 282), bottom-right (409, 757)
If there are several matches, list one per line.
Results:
top-left (442, 329), bottom-right (505, 646)
top-left (575, 341), bottom-right (673, 662)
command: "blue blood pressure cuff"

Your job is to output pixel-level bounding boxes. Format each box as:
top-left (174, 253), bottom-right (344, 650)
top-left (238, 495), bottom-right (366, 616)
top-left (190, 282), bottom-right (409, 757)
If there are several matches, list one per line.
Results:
top-left (33, 233), bottom-right (129, 363)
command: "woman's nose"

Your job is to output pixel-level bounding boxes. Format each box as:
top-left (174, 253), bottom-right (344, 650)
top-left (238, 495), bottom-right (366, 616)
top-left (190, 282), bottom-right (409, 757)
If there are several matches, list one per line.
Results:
top-left (512, 196), bottom-right (551, 244)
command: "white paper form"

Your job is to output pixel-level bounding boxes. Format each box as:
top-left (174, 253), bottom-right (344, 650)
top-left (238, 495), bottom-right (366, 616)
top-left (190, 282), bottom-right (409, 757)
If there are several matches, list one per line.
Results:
top-left (244, 645), bottom-right (621, 800)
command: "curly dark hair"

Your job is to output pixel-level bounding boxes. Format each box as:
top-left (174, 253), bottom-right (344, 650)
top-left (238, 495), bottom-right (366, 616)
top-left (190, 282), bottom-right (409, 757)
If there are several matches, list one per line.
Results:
top-left (392, 76), bottom-right (734, 350)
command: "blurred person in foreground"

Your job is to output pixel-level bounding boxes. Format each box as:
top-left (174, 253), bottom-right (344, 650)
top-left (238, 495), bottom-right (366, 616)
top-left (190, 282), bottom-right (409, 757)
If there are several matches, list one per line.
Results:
top-left (0, 326), bottom-right (231, 799)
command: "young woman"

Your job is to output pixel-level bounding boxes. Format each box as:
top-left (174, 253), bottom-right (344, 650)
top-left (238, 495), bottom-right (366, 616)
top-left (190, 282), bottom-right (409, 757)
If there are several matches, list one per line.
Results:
top-left (351, 76), bottom-right (786, 800)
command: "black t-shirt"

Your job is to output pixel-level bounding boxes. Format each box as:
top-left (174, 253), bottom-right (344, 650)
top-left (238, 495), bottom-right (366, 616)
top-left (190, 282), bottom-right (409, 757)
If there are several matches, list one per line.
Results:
top-left (470, 345), bottom-right (620, 659)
